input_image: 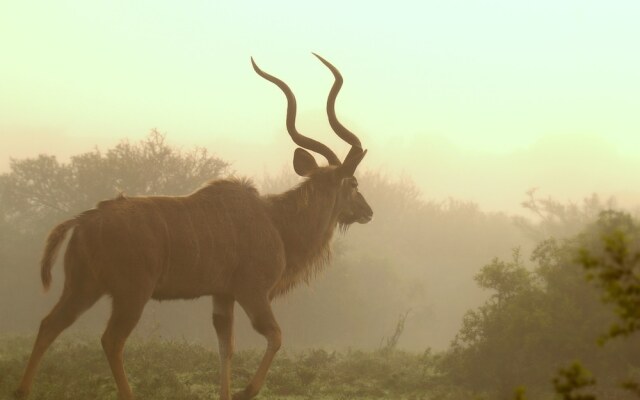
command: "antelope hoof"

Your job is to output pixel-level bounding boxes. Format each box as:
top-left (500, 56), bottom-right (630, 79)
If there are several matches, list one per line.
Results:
top-left (14, 389), bottom-right (29, 399)
top-left (231, 387), bottom-right (254, 400)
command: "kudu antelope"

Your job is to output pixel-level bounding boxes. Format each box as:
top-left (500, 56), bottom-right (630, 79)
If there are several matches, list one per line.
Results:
top-left (15, 54), bottom-right (372, 400)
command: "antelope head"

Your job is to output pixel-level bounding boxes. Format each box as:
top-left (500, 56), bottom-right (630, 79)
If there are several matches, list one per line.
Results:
top-left (252, 53), bottom-right (373, 226)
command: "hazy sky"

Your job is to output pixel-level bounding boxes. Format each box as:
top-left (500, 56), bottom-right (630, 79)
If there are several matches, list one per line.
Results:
top-left (2, 1), bottom-right (639, 213)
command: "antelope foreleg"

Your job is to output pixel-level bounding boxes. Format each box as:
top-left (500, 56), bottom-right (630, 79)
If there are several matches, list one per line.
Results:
top-left (233, 295), bottom-right (281, 400)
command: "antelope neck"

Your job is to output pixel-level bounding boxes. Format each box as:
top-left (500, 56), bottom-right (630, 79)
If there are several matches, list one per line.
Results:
top-left (265, 178), bottom-right (339, 284)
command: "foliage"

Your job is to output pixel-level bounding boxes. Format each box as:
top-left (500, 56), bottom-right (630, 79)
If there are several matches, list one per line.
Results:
top-left (441, 249), bottom-right (549, 398)
top-left (577, 211), bottom-right (640, 340)
top-left (0, 129), bottom-right (230, 235)
top-left (528, 211), bottom-right (640, 400)
top-left (563, 210), bottom-right (640, 400)
top-left (440, 204), bottom-right (640, 400)
top-left (440, 235), bottom-right (639, 399)
top-left (516, 189), bottom-right (615, 242)
top-left (0, 336), bottom-right (435, 400)
top-left (552, 363), bottom-right (596, 400)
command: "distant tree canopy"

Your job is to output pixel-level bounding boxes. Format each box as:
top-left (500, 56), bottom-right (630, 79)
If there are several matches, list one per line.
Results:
top-left (0, 130), bottom-right (230, 235)
top-left (515, 189), bottom-right (617, 242)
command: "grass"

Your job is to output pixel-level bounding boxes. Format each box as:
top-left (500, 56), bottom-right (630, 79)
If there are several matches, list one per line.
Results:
top-left (0, 336), bottom-right (437, 400)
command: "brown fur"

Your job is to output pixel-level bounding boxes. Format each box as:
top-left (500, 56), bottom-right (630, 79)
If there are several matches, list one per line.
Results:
top-left (39, 175), bottom-right (343, 301)
top-left (40, 218), bottom-right (77, 291)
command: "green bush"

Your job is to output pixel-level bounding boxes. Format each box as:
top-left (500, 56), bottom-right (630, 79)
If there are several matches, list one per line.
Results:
top-left (0, 336), bottom-right (438, 400)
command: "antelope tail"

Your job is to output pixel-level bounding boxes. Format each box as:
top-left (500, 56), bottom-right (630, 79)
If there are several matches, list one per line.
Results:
top-left (41, 218), bottom-right (78, 292)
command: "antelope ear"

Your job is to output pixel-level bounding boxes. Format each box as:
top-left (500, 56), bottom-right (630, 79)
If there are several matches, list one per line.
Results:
top-left (337, 149), bottom-right (367, 178)
top-left (293, 148), bottom-right (319, 176)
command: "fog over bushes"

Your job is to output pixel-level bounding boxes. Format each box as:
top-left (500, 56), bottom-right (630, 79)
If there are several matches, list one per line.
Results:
top-left (0, 131), bottom-right (526, 350)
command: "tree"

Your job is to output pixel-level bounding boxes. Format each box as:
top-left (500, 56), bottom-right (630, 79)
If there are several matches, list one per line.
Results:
top-left (578, 211), bottom-right (640, 340)
top-left (523, 211), bottom-right (640, 400)
top-left (515, 189), bottom-right (615, 242)
top-left (441, 250), bottom-right (549, 399)
top-left (0, 130), bottom-right (230, 235)
top-left (440, 230), bottom-right (640, 399)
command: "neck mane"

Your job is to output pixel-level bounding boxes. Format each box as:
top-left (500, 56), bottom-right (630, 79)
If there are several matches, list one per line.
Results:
top-left (264, 177), bottom-right (339, 297)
